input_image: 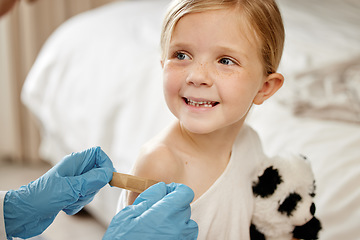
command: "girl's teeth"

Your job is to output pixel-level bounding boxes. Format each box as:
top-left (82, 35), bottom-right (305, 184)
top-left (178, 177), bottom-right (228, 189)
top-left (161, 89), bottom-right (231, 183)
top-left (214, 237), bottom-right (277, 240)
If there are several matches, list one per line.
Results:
top-left (187, 99), bottom-right (215, 107)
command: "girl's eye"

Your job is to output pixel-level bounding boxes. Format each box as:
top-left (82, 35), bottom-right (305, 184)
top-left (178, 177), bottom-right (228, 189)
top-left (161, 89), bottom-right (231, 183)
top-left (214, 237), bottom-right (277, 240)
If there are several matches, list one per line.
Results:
top-left (175, 52), bottom-right (190, 60)
top-left (219, 58), bottom-right (235, 65)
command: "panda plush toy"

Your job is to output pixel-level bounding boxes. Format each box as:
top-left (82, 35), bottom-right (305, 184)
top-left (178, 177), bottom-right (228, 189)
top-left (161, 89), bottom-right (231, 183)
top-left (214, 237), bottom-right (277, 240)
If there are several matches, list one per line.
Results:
top-left (250, 154), bottom-right (322, 240)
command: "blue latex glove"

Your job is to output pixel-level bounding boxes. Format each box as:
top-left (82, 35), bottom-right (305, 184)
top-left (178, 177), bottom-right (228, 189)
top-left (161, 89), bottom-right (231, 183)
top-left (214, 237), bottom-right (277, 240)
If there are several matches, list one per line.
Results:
top-left (103, 182), bottom-right (198, 240)
top-left (4, 146), bottom-right (115, 239)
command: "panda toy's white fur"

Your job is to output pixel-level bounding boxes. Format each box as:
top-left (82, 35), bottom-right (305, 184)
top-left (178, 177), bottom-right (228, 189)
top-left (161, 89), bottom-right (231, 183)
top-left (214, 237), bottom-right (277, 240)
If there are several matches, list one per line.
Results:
top-left (250, 154), bottom-right (322, 240)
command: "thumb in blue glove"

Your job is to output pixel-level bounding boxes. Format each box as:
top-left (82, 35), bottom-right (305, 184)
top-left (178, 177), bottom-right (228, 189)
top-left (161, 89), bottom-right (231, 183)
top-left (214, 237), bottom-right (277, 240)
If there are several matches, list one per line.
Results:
top-left (4, 146), bottom-right (115, 239)
top-left (103, 182), bottom-right (198, 240)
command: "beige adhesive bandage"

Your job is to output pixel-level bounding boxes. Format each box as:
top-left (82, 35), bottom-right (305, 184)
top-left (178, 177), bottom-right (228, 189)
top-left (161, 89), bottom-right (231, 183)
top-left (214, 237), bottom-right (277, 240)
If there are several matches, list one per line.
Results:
top-left (109, 172), bottom-right (159, 193)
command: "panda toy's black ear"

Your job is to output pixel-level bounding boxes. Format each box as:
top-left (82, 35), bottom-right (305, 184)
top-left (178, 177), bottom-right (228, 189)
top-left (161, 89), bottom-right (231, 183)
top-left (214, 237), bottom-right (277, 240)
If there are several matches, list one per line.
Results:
top-left (293, 217), bottom-right (322, 239)
top-left (253, 166), bottom-right (282, 198)
top-left (250, 224), bottom-right (266, 240)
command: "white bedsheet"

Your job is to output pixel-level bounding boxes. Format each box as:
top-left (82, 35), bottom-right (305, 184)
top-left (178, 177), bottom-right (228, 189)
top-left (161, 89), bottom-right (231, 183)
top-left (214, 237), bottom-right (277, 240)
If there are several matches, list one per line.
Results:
top-left (276, 0), bottom-right (360, 124)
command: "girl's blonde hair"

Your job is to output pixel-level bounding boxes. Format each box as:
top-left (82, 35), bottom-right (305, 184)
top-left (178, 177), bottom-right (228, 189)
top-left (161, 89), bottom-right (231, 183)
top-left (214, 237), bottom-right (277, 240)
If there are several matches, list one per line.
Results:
top-left (160, 0), bottom-right (284, 75)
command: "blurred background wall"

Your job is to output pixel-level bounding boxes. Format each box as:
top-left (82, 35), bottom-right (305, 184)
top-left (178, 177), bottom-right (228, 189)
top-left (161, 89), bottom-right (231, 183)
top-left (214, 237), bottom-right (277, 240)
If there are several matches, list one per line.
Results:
top-left (0, 0), bottom-right (113, 164)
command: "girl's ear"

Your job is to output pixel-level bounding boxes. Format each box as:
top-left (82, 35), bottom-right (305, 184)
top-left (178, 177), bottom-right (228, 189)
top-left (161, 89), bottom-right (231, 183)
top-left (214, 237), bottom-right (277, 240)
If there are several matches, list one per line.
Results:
top-left (253, 73), bottom-right (284, 105)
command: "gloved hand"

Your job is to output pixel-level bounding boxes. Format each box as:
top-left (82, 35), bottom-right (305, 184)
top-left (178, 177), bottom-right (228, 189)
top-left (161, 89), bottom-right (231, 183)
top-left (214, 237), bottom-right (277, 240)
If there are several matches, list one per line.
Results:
top-left (4, 146), bottom-right (115, 239)
top-left (103, 182), bottom-right (198, 240)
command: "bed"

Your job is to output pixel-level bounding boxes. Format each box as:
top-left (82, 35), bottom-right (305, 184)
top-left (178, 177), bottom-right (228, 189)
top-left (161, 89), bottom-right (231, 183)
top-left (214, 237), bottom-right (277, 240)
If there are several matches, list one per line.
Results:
top-left (21, 0), bottom-right (360, 238)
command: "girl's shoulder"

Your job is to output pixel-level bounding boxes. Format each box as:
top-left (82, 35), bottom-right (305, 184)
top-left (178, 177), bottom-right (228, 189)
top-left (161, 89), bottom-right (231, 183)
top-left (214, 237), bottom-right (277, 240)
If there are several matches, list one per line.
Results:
top-left (126, 122), bottom-right (185, 204)
top-left (132, 132), bottom-right (183, 184)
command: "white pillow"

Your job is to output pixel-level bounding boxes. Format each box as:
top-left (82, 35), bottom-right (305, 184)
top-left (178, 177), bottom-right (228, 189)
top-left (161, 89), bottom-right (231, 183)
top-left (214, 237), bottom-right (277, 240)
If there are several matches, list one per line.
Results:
top-left (21, 0), bottom-right (172, 172)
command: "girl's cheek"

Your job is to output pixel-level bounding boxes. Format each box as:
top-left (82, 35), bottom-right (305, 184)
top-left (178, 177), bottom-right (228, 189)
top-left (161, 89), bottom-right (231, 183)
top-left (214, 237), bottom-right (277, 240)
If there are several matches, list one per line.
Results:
top-left (163, 66), bottom-right (183, 89)
top-left (164, 78), bottom-right (179, 99)
top-left (163, 72), bottom-right (177, 99)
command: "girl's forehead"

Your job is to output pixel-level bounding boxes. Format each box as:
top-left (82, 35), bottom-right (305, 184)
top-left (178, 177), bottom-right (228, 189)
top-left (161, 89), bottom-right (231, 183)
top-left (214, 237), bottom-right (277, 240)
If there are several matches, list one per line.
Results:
top-left (170, 9), bottom-right (260, 51)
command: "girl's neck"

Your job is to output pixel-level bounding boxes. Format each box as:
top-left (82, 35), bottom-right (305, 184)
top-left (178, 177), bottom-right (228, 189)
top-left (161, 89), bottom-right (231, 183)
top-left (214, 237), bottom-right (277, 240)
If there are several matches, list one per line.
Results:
top-left (176, 120), bottom-right (244, 160)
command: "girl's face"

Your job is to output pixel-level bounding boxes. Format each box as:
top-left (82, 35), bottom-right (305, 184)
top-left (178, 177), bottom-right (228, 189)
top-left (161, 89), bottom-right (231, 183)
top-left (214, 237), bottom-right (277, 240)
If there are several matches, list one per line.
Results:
top-left (162, 8), bottom-right (271, 134)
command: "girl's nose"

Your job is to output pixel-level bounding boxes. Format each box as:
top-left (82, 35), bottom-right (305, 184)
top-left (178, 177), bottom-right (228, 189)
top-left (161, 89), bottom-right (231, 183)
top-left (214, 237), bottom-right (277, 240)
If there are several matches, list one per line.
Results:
top-left (185, 62), bottom-right (213, 87)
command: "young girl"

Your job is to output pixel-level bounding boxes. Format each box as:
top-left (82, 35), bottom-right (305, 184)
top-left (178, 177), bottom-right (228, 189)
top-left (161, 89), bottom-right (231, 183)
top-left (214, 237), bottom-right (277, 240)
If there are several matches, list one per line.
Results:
top-left (119, 0), bottom-right (285, 239)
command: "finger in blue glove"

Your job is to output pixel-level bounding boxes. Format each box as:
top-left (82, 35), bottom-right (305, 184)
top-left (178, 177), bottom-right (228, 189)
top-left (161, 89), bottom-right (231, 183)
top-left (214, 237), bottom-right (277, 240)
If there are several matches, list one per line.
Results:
top-left (103, 182), bottom-right (198, 240)
top-left (4, 146), bottom-right (115, 239)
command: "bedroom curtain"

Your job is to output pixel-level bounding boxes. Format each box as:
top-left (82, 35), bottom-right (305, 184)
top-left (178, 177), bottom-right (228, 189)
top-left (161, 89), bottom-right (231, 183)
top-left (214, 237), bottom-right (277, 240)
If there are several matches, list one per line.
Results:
top-left (0, 0), bottom-right (113, 164)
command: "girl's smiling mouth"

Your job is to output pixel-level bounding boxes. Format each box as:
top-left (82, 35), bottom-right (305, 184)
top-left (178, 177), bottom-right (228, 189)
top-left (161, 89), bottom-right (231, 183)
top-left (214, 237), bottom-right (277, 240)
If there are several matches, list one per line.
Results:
top-left (183, 97), bottom-right (219, 108)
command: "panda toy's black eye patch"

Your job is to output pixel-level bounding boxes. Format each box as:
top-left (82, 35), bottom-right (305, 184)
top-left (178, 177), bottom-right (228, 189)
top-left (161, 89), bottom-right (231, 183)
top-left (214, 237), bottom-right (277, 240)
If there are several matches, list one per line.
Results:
top-left (253, 167), bottom-right (283, 198)
top-left (278, 193), bottom-right (302, 216)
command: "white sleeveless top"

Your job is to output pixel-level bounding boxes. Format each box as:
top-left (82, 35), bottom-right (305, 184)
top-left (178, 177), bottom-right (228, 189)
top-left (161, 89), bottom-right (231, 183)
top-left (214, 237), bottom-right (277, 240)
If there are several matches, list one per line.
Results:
top-left (117, 124), bottom-right (265, 240)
